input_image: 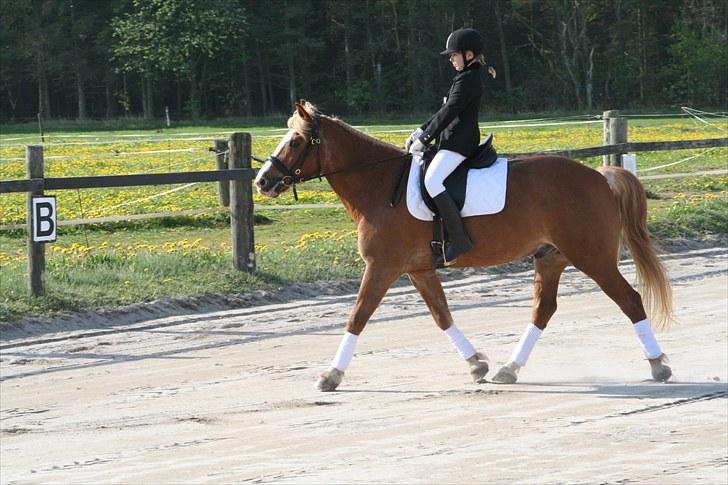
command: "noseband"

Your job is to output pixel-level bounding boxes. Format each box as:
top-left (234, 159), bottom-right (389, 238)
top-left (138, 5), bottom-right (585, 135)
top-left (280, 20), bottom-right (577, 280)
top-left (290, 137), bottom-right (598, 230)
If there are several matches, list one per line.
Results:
top-left (265, 115), bottom-right (322, 201)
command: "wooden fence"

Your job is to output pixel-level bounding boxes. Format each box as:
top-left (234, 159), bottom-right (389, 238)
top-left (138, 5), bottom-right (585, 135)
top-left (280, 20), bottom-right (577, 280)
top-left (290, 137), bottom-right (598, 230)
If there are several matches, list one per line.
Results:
top-left (0, 132), bottom-right (256, 297)
top-left (501, 110), bottom-right (727, 161)
top-left (1, 112), bottom-right (727, 297)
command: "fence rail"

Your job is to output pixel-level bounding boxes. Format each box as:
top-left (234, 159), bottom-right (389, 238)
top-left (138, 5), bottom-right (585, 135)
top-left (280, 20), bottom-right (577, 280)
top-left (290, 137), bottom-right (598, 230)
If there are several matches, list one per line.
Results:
top-left (0, 168), bottom-right (254, 194)
top-left (501, 137), bottom-right (728, 159)
top-left (3, 132), bottom-right (256, 297)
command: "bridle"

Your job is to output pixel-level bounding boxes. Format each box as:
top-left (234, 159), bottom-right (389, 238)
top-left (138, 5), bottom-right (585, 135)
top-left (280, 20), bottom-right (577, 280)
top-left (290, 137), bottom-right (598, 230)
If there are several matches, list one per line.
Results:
top-left (260, 112), bottom-right (411, 201)
top-left (263, 115), bottom-right (323, 201)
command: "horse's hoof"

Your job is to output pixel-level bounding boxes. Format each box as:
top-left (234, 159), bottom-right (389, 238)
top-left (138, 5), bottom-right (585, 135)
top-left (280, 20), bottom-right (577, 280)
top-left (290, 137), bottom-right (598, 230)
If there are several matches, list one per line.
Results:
top-left (467, 352), bottom-right (490, 383)
top-left (316, 368), bottom-right (344, 392)
top-left (492, 365), bottom-right (518, 384)
top-left (649, 355), bottom-right (672, 382)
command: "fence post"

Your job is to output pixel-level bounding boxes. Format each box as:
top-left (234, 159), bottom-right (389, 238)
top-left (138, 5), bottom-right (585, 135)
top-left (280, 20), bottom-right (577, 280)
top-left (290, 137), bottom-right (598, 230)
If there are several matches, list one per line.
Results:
top-left (26, 145), bottom-right (45, 296)
top-left (228, 132), bottom-right (255, 272)
top-left (214, 139), bottom-right (230, 207)
top-left (603, 110), bottom-right (628, 167)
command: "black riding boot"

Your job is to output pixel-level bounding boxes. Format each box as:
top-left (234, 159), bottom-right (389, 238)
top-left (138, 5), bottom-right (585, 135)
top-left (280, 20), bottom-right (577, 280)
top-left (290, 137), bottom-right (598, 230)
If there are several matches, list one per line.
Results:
top-left (432, 191), bottom-right (473, 265)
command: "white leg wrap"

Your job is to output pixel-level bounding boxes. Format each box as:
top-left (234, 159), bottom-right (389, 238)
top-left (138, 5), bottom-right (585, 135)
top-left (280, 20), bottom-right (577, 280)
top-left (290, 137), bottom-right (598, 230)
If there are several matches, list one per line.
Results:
top-left (331, 332), bottom-right (358, 371)
top-left (510, 323), bottom-right (543, 367)
top-left (445, 324), bottom-right (477, 360)
top-left (633, 319), bottom-right (663, 359)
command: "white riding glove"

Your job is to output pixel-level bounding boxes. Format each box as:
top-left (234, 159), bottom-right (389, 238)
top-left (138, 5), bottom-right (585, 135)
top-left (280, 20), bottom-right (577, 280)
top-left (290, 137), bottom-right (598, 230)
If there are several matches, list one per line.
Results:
top-left (408, 138), bottom-right (426, 155)
top-left (405, 128), bottom-right (423, 152)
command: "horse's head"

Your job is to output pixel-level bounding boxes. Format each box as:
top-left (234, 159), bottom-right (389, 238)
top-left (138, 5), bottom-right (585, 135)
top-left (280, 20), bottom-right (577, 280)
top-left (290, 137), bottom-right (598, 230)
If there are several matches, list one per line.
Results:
top-left (255, 100), bottom-right (323, 198)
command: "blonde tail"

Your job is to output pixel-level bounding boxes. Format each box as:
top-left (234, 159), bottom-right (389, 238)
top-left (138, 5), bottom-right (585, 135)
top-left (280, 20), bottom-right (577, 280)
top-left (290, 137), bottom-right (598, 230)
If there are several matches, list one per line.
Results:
top-left (598, 166), bottom-right (673, 330)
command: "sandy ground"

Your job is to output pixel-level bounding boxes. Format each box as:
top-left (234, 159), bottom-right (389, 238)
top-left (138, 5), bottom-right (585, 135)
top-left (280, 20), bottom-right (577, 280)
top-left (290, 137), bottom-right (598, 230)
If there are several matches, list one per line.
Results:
top-left (1, 247), bottom-right (726, 484)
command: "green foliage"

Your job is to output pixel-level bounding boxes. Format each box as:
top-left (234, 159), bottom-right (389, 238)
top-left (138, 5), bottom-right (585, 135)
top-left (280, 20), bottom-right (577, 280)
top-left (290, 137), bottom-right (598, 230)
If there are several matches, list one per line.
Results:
top-left (1, 0), bottom-right (726, 120)
top-left (648, 199), bottom-right (728, 239)
top-left (0, 208), bottom-right (359, 321)
top-left (668, 24), bottom-right (728, 105)
top-left (111, 0), bottom-right (246, 77)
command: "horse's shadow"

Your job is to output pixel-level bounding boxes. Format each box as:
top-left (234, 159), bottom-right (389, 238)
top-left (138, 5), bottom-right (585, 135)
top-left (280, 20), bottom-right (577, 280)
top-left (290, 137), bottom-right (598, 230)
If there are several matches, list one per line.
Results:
top-left (493, 381), bottom-right (727, 399)
top-left (338, 381), bottom-right (727, 400)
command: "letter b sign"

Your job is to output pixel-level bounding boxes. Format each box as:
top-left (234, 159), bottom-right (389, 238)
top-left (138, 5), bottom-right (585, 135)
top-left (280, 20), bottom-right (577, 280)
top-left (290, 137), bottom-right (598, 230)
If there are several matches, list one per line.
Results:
top-left (31, 196), bottom-right (57, 242)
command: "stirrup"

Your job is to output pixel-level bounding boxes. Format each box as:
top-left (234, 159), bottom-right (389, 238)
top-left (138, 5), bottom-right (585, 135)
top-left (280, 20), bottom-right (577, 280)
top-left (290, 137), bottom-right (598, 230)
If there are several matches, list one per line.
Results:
top-left (443, 247), bottom-right (460, 267)
top-left (431, 240), bottom-right (445, 268)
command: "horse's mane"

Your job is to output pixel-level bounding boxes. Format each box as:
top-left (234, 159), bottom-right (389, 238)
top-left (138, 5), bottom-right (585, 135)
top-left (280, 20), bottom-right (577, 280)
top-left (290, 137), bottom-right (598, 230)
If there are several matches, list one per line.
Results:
top-left (288, 101), bottom-right (401, 153)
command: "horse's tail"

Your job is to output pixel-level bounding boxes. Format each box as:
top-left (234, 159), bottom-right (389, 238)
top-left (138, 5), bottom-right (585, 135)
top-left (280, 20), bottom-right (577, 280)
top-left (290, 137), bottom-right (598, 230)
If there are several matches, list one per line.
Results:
top-left (597, 166), bottom-right (673, 330)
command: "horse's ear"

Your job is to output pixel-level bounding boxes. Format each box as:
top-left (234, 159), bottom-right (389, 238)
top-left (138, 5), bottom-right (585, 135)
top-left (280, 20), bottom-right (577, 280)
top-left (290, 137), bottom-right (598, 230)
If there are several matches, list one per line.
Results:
top-left (295, 101), bottom-right (312, 121)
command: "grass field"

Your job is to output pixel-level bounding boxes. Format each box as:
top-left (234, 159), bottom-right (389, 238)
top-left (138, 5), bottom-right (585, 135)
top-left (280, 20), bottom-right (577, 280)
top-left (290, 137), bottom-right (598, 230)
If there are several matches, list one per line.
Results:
top-left (1, 114), bottom-right (726, 321)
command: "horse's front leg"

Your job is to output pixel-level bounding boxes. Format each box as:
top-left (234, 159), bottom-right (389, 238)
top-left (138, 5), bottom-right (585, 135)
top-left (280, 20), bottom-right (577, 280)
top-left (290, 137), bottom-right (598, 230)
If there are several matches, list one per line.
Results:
top-left (317, 264), bottom-right (401, 391)
top-left (408, 269), bottom-right (489, 383)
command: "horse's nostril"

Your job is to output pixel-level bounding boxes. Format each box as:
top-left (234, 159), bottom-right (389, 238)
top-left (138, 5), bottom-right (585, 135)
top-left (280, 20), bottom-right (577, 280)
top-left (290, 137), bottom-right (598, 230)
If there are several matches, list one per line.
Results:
top-left (257, 177), bottom-right (267, 188)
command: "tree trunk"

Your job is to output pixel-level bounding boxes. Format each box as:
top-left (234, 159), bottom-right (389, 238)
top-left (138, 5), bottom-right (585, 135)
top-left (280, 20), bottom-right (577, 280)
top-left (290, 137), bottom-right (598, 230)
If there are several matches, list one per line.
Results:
top-left (176, 79), bottom-right (182, 117)
top-left (287, 54), bottom-right (297, 112)
top-left (390, 1), bottom-right (400, 52)
top-left (141, 76), bottom-right (147, 119)
top-left (343, 11), bottom-right (352, 107)
top-left (37, 61), bottom-right (51, 120)
top-left (255, 38), bottom-right (268, 115)
top-left (637, 7), bottom-right (646, 104)
top-left (104, 69), bottom-right (116, 119)
top-left (264, 51), bottom-right (275, 113)
top-left (189, 74), bottom-right (200, 118)
top-left (122, 74), bottom-right (130, 116)
top-left (555, 0), bottom-right (592, 110)
top-left (6, 85), bottom-right (18, 120)
top-left (365, 1), bottom-right (382, 111)
top-left (586, 47), bottom-right (594, 110)
top-left (76, 67), bottom-right (87, 120)
top-left (241, 40), bottom-right (252, 117)
top-left (494, 1), bottom-right (514, 111)
top-left (284, 1), bottom-right (297, 111)
top-left (200, 58), bottom-right (209, 116)
top-left (406, 3), bottom-right (417, 109)
top-left (148, 77), bottom-right (154, 119)
top-left (142, 76), bottom-right (153, 120)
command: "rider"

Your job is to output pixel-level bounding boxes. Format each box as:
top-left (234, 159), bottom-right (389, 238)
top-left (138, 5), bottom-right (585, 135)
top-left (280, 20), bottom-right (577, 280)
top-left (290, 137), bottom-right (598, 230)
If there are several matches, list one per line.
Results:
top-left (406, 27), bottom-right (485, 265)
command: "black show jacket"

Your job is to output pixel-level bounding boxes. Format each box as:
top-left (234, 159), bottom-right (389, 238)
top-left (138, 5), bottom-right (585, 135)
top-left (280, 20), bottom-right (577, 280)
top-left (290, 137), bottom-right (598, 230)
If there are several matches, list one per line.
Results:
top-left (418, 63), bottom-right (483, 157)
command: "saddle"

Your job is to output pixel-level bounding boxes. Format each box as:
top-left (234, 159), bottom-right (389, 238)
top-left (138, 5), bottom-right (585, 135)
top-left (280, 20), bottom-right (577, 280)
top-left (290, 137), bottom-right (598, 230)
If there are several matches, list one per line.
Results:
top-left (418, 134), bottom-right (498, 213)
top-left (409, 134), bottom-right (498, 268)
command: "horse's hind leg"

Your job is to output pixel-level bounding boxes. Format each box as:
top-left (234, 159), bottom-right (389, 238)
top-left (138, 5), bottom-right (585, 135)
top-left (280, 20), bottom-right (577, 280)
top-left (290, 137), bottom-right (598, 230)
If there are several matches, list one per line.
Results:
top-left (493, 248), bottom-right (568, 384)
top-left (579, 261), bottom-right (672, 381)
top-left (408, 269), bottom-right (490, 383)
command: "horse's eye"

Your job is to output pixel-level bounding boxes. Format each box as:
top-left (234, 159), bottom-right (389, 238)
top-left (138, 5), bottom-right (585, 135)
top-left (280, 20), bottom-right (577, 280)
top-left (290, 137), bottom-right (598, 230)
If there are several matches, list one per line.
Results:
top-left (290, 140), bottom-right (300, 148)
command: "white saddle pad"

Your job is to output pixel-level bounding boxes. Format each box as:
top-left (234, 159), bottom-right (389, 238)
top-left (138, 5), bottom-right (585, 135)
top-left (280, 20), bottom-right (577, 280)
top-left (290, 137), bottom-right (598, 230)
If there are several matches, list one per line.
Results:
top-left (406, 157), bottom-right (509, 221)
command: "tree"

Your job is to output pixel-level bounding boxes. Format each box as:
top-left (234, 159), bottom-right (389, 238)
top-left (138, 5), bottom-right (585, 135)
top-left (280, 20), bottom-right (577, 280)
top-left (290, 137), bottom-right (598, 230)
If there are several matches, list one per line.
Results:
top-left (1, 0), bottom-right (726, 121)
top-left (668, 0), bottom-right (727, 106)
top-left (111, 0), bottom-right (246, 118)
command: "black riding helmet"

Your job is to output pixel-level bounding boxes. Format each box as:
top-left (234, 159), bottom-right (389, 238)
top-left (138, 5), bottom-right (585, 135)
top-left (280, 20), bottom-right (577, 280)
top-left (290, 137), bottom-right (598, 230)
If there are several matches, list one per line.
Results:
top-left (440, 28), bottom-right (483, 56)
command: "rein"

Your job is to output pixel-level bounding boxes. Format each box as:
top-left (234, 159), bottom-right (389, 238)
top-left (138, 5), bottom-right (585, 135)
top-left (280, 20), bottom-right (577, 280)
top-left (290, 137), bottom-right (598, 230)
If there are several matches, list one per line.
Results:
top-left (255, 113), bottom-right (412, 201)
top-left (302, 152), bottom-right (412, 181)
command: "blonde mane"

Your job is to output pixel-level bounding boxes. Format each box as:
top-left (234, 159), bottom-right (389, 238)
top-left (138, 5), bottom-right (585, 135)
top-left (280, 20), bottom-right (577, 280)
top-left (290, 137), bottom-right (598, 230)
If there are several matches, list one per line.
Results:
top-left (287, 101), bottom-right (317, 137)
top-left (287, 101), bottom-right (400, 152)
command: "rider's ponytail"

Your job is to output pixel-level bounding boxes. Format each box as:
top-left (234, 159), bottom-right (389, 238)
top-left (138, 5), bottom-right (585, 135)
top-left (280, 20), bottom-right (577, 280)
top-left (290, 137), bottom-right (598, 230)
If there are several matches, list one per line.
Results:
top-left (471, 53), bottom-right (486, 66)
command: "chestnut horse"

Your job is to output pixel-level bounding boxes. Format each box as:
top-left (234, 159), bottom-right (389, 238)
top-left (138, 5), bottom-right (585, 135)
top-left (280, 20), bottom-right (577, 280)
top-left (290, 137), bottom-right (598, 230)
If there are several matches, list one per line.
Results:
top-left (255, 101), bottom-right (673, 391)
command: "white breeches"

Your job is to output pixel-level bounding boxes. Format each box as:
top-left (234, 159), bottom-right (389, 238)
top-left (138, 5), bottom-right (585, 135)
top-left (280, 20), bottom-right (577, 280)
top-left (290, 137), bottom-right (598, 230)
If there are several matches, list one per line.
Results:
top-left (424, 149), bottom-right (466, 197)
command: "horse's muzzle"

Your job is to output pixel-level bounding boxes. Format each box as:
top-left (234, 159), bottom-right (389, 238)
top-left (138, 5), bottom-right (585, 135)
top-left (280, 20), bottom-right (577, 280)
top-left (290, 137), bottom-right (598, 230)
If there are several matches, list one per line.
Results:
top-left (255, 175), bottom-right (279, 198)
top-left (255, 168), bottom-right (288, 198)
